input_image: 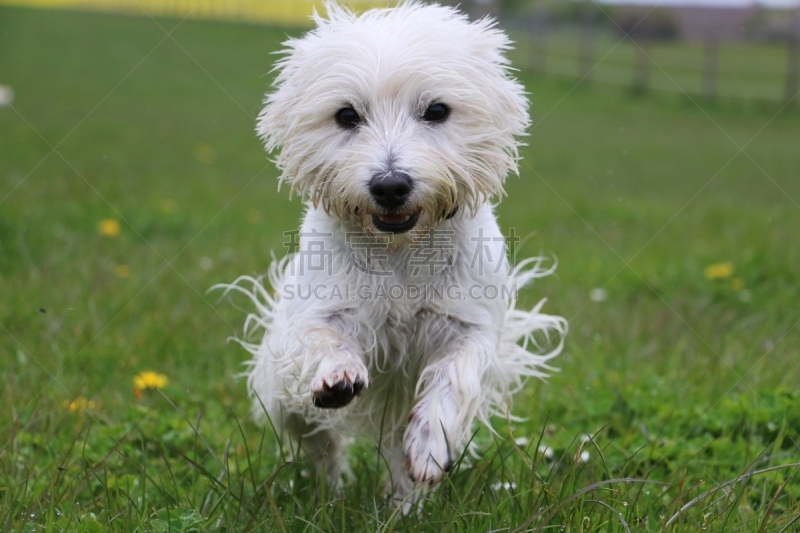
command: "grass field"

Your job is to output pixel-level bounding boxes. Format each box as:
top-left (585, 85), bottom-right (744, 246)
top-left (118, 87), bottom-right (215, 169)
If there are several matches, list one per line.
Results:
top-left (1, 6), bottom-right (799, 532)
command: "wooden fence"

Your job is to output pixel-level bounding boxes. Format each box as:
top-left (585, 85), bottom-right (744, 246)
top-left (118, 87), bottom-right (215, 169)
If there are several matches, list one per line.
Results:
top-left (506, 10), bottom-right (800, 104)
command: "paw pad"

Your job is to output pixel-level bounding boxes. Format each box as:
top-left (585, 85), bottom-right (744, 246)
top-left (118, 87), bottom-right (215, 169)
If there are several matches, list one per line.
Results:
top-left (313, 378), bottom-right (365, 409)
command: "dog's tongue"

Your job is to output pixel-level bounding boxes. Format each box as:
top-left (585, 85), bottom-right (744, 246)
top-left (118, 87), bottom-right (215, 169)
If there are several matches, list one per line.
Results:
top-left (380, 213), bottom-right (408, 224)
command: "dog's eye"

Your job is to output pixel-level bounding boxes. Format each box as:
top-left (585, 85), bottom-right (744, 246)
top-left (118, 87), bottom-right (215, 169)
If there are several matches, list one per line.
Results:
top-left (422, 103), bottom-right (449, 123)
top-left (335, 107), bottom-right (361, 129)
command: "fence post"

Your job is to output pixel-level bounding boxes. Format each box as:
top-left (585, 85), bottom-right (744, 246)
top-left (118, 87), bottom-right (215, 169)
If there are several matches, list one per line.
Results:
top-left (703, 34), bottom-right (719, 99)
top-left (577, 7), bottom-right (595, 84)
top-left (464, 0), bottom-right (495, 20)
top-left (703, 32), bottom-right (719, 99)
top-left (632, 38), bottom-right (650, 94)
top-left (786, 8), bottom-right (800, 103)
top-left (531, 12), bottom-right (548, 75)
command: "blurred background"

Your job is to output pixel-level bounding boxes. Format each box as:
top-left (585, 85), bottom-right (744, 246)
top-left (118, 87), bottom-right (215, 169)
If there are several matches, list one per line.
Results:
top-left (1, 0), bottom-right (799, 530)
top-left (2, 0), bottom-right (799, 99)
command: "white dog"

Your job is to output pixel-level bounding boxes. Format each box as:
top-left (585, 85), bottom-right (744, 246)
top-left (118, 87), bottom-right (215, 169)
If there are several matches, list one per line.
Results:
top-left (223, 1), bottom-right (566, 506)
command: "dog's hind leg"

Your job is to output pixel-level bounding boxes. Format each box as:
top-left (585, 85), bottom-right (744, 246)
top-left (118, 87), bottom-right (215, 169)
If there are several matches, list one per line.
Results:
top-left (383, 432), bottom-right (423, 515)
top-left (284, 412), bottom-right (352, 490)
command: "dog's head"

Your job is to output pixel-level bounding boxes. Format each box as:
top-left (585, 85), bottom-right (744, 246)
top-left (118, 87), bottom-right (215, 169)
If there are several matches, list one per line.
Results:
top-left (257, 2), bottom-right (529, 236)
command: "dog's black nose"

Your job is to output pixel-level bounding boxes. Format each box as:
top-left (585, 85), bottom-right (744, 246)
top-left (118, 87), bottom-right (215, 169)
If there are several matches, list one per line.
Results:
top-left (369, 171), bottom-right (412, 210)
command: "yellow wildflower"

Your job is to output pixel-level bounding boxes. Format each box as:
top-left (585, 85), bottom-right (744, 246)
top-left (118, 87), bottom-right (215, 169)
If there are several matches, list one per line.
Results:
top-left (704, 262), bottom-right (734, 280)
top-left (99, 219), bottom-right (120, 237)
top-left (115, 265), bottom-right (131, 278)
top-left (68, 397), bottom-right (96, 413)
top-left (133, 371), bottom-right (169, 394)
top-left (160, 199), bottom-right (178, 214)
top-left (246, 209), bottom-right (261, 225)
top-left (193, 143), bottom-right (215, 164)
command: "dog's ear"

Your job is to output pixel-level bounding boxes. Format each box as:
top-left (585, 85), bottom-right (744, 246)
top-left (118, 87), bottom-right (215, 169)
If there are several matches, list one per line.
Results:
top-left (256, 2), bottom-right (357, 196)
top-left (257, 67), bottom-right (293, 149)
top-left (255, 36), bottom-right (319, 196)
top-left (451, 17), bottom-right (530, 201)
top-left (471, 17), bottom-right (530, 167)
top-left (255, 2), bottom-right (336, 154)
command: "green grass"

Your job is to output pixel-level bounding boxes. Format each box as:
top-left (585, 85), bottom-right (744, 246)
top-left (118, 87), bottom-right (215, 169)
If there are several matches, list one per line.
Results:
top-left (1, 6), bottom-right (800, 532)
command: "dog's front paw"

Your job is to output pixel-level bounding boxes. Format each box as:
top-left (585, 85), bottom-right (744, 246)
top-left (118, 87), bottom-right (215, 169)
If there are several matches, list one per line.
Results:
top-left (403, 404), bottom-right (454, 486)
top-left (311, 361), bottom-right (368, 409)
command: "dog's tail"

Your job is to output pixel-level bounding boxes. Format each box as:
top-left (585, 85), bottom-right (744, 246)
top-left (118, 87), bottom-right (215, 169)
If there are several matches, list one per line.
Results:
top-left (485, 256), bottom-right (567, 423)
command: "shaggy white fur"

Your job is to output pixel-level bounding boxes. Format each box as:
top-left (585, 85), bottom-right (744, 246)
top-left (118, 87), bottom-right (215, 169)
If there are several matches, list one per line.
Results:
top-left (220, 1), bottom-right (567, 508)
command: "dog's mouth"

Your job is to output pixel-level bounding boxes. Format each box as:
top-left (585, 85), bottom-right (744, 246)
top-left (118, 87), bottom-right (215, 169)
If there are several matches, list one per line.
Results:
top-left (372, 211), bottom-right (420, 234)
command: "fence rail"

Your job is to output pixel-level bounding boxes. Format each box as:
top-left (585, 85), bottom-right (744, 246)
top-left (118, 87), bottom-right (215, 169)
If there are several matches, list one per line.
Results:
top-left (506, 24), bottom-right (800, 103)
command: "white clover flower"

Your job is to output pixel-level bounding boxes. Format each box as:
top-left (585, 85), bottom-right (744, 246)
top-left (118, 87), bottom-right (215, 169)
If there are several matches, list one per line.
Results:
top-left (589, 288), bottom-right (607, 302)
top-left (0, 85), bottom-right (14, 107)
top-left (491, 481), bottom-right (518, 491)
